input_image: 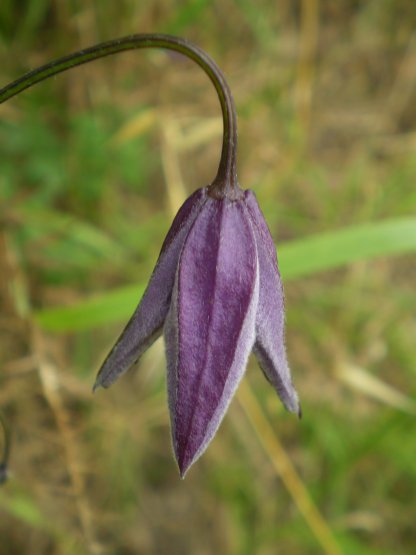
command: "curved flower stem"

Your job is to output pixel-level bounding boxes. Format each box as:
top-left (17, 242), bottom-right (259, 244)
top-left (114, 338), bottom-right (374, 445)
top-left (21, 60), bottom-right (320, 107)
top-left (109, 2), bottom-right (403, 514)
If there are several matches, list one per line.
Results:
top-left (0, 34), bottom-right (238, 195)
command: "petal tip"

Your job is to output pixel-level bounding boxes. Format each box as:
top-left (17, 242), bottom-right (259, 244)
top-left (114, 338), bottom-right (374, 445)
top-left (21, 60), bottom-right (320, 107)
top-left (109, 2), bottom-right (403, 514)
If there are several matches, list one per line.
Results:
top-left (177, 452), bottom-right (193, 479)
top-left (92, 371), bottom-right (113, 393)
top-left (175, 436), bottom-right (202, 478)
top-left (178, 466), bottom-right (188, 480)
top-left (284, 390), bottom-right (301, 416)
top-left (92, 379), bottom-right (102, 393)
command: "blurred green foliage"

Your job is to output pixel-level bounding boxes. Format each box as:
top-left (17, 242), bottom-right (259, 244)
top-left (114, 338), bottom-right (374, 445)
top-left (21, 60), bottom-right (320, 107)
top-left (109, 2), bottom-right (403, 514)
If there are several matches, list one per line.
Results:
top-left (1, 1), bottom-right (416, 555)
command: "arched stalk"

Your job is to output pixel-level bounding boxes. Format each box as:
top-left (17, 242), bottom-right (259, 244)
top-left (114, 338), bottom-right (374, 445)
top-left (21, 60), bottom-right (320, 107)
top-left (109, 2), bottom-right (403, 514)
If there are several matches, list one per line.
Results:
top-left (0, 34), bottom-right (239, 196)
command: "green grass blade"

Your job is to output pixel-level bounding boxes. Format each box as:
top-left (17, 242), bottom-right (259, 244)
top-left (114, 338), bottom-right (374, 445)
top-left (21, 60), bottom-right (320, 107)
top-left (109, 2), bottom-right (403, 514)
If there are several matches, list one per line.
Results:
top-left (34, 217), bottom-right (416, 332)
top-left (35, 284), bottom-right (145, 332)
top-left (0, 492), bottom-right (48, 528)
top-left (279, 217), bottom-right (416, 279)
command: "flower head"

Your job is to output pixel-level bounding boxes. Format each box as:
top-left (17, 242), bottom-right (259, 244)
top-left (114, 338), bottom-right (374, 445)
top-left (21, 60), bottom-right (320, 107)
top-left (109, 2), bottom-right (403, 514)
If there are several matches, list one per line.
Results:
top-left (0, 34), bottom-right (300, 479)
top-left (94, 186), bottom-right (299, 477)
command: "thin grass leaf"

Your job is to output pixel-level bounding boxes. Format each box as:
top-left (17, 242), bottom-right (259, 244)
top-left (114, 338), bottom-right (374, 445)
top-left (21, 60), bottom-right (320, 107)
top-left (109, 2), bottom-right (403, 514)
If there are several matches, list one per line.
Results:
top-left (279, 217), bottom-right (416, 280)
top-left (35, 284), bottom-right (145, 332)
top-left (0, 492), bottom-right (47, 528)
top-left (337, 363), bottom-right (416, 414)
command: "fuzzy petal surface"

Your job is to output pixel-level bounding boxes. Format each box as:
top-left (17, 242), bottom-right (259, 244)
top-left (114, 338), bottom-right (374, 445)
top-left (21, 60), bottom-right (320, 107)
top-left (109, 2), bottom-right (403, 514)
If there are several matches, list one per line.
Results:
top-left (244, 190), bottom-right (300, 415)
top-left (165, 197), bottom-right (259, 476)
top-left (94, 188), bottom-right (207, 390)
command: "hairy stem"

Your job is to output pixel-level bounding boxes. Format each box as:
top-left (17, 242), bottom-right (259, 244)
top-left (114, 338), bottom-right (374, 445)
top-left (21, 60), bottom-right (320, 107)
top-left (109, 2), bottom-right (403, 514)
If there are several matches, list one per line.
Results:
top-left (0, 34), bottom-right (238, 193)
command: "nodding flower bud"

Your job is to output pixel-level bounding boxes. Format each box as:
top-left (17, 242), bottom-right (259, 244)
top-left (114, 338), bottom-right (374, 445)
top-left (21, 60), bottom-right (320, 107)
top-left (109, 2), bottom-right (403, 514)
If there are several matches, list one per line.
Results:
top-left (94, 186), bottom-right (299, 477)
top-left (0, 34), bottom-right (299, 478)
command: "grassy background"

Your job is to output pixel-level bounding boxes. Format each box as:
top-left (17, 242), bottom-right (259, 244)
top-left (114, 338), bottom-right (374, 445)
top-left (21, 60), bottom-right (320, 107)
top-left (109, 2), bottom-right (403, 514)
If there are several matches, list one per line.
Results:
top-left (1, 1), bottom-right (416, 554)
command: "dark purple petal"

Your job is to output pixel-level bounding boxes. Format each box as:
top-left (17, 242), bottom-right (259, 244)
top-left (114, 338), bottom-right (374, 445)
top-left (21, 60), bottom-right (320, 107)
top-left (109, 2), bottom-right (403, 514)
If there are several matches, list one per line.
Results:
top-left (159, 188), bottom-right (207, 255)
top-left (165, 197), bottom-right (259, 477)
top-left (94, 188), bottom-right (207, 390)
top-left (244, 190), bottom-right (300, 415)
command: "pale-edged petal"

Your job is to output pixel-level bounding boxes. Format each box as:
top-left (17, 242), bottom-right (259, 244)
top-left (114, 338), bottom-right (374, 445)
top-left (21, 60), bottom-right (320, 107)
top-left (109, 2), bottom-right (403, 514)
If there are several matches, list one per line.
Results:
top-left (244, 190), bottom-right (300, 415)
top-left (165, 197), bottom-right (259, 477)
top-left (94, 187), bottom-right (207, 390)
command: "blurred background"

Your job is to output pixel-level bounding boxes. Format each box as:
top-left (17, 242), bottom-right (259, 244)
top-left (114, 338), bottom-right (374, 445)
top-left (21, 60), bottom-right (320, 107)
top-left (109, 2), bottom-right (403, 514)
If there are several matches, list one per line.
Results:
top-left (0, 1), bottom-right (416, 554)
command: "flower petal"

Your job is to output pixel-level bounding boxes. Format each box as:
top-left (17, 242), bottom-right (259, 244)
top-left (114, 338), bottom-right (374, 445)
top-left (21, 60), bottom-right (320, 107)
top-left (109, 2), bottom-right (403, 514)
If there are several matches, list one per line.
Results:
top-left (165, 197), bottom-right (259, 476)
top-left (244, 190), bottom-right (300, 415)
top-left (94, 187), bottom-right (207, 390)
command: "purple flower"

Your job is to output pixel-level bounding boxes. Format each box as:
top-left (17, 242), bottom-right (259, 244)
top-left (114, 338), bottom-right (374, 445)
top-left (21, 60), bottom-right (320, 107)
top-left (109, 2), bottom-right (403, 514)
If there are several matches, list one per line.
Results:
top-left (0, 33), bottom-right (298, 479)
top-left (94, 187), bottom-right (299, 477)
